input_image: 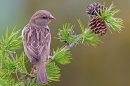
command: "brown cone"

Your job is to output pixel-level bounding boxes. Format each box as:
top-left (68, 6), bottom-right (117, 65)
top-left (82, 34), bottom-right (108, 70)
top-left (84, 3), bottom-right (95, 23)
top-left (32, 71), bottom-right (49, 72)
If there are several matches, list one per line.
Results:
top-left (89, 17), bottom-right (107, 35)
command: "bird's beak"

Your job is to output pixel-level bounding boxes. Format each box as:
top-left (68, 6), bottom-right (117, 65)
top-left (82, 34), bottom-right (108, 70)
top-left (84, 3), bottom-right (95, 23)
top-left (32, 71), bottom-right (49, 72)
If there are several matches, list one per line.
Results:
top-left (49, 15), bottom-right (56, 20)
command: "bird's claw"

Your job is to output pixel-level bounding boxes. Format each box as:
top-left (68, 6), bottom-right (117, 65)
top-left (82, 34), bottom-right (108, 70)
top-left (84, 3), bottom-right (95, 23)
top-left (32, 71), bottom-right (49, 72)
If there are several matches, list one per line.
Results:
top-left (30, 65), bottom-right (36, 74)
top-left (47, 56), bottom-right (53, 60)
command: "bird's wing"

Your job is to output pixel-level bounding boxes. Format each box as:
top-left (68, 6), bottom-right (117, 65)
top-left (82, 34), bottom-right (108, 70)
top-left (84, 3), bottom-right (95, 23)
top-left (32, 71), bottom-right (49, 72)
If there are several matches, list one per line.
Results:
top-left (22, 24), bottom-right (51, 64)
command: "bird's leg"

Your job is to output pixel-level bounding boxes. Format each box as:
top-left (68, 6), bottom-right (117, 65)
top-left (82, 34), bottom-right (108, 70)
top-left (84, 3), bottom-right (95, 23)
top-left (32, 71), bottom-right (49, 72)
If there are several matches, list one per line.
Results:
top-left (30, 65), bottom-right (36, 74)
top-left (47, 55), bottom-right (53, 60)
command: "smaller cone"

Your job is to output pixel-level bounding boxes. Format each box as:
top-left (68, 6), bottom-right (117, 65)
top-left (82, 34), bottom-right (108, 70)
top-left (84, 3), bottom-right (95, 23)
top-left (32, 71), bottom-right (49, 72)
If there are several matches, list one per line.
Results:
top-left (86, 2), bottom-right (104, 16)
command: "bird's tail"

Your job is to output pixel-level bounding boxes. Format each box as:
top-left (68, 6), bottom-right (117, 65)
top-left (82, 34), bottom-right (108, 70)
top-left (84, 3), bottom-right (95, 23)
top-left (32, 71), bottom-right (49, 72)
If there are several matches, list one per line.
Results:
top-left (35, 60), bottom-right (48, 84)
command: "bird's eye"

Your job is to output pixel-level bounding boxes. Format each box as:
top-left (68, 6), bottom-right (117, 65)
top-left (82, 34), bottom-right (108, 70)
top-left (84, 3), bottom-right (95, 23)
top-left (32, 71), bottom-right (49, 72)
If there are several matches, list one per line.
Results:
top-left (42, 16), bottom-right (47, 19)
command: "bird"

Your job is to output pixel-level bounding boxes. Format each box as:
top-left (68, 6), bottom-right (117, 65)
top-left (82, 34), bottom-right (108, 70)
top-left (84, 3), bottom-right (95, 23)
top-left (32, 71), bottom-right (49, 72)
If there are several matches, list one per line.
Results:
top-left (22, 10), bottom-right (55, 84)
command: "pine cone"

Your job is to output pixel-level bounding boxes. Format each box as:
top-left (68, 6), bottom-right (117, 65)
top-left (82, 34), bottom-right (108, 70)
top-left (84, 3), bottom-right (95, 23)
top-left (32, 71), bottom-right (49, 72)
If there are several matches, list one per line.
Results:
top-left (89, 17), bottom-right (107, 35)
top-left (86, 2), bottom-right (104, 16)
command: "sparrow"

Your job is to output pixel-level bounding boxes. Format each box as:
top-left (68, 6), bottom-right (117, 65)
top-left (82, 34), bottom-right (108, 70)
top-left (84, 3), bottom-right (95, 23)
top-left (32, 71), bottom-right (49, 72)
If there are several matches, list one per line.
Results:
top-left (22, 10), bottom-right (55, 84)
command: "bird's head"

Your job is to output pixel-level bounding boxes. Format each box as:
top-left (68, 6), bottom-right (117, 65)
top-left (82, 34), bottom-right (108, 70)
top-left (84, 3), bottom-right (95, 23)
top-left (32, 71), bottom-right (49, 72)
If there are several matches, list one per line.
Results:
top-left (30, 10), bottom-right (55, 27)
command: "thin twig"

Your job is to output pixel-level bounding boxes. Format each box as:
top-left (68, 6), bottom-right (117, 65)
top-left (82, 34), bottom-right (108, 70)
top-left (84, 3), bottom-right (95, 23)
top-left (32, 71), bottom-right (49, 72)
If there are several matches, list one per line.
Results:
top-left (8, 51), bottom-right (32, 86)
top-left (8, 51), bottom-right (15, 61)
top-left (8, 51), bottom-right (23, 76)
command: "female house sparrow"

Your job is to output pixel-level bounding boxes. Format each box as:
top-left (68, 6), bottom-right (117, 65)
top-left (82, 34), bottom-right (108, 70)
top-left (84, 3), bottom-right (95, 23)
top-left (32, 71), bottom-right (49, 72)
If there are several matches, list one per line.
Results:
top-left (22, 10), bottom-right (55, 84)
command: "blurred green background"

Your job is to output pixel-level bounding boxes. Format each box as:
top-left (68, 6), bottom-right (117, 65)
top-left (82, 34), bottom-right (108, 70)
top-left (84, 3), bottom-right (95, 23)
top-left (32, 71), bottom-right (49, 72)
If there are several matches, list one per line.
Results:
top-left (0, 0), bottom-right (129, 86)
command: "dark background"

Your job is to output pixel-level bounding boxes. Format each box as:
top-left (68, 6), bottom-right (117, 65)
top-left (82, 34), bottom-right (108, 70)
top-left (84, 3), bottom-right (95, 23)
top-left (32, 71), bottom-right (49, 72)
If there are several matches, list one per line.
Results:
top-left (0, 0), bottom-right (130, 86)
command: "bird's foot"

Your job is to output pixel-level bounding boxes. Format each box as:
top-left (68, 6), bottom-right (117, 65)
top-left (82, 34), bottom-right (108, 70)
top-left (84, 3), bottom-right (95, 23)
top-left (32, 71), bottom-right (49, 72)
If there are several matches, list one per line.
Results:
top-left (47, 56), bottom-right (53, 60)
top-left (30, 65), bottom-right (36, 74)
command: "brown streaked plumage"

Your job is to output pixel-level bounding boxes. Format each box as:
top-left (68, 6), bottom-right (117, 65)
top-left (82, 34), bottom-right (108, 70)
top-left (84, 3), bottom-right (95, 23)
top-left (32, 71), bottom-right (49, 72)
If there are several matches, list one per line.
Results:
top-left (22, 10), bottom-right (55, 84)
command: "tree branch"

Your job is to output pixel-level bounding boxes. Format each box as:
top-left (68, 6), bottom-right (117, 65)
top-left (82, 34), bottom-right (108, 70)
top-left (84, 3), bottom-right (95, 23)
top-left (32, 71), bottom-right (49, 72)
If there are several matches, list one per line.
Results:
top-left (8, 51), bottom-right (32, 86)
